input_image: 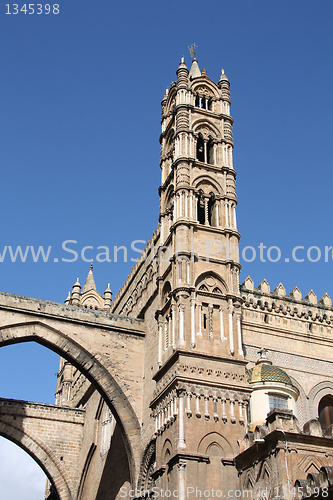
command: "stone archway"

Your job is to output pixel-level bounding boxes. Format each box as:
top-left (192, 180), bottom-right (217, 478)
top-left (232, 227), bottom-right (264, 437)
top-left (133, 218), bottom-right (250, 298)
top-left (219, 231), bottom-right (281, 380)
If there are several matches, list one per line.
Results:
top-left (0, 421), bottom-right (73, 500)
top-left (0, 315), bottom-right (144, 485)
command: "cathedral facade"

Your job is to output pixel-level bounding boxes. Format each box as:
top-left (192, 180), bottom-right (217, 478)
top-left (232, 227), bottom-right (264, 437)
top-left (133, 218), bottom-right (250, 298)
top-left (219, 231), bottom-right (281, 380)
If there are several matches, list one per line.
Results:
top-left (1, 57), bottom-right (333, 499)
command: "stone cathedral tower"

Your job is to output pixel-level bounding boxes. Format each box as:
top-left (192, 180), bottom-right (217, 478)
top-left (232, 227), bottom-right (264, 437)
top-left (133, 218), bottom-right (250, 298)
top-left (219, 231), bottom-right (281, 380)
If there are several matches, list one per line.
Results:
top-left (133, 56), bottom-right (252, 497)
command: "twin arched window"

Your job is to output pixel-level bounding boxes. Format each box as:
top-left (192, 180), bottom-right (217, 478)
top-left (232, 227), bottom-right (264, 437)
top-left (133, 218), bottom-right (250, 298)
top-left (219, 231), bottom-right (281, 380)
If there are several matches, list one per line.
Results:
top-left (195, 95), bottom-right (212, 110)
top-left (197, 190), bottom-right (216, 226)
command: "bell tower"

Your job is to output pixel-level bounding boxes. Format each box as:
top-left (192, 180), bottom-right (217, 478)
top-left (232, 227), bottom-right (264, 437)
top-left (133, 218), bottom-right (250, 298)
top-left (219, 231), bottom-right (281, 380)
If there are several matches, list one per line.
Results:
top-left (150, 57), bottom-right (251, 499)
top-left (158, 55), bottom-right (242, 361)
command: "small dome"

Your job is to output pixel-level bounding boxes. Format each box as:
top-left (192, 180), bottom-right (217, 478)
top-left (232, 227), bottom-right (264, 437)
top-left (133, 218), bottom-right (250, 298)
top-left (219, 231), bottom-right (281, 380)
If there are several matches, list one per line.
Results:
top-left (249, 362), bottom-right (293, 386)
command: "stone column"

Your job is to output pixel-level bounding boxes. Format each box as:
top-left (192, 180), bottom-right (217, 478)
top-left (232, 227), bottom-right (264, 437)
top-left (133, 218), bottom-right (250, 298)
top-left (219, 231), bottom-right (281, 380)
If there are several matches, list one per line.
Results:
top-left (184, 192), bottom-right (188, 218)
top-left (158, 320), bottom-right (163, 366)
top-left (216, 202), bottom-right (220, 227)
top-left (208, 304), bottom-right (213, 338)
top-left (179, 304), bottom-right (185, 345)
top-left (195, 394), bottom-right (201, 417)
top-left (222, 398), bottom-right (227, 422)
top-left (189, 191), bottom-right (193, 219)
top-left (230, 399), bottom-right (236, 423)
top-left (197, 304), bottom-right (202, 336)
top-left (171, 304), bottom-right (176, 348)
top-left (228, 302), bottom-right (234, 355)
top-left (164, 319), bottom-right (168, 350)
top-left (177, 462), bottom-right (186, 500)
top-left (204, 197), bottom-right (209, 225)
top-left (233, 203), bottom-right (237, 230)
top-left (178, 390), bottom-right (186, 448)
top-left (236, 313), bottom-right (244, 356)
top-left (220, 306), bottom-right (225, 340)
top-left (225, 199), bottom-right (229, 227)
top-left (191, 298), bottom-right (196, 347)
top-left (186, 393), bottom-right (192, 416)
top-left (204, 396), bottom-right (210, 418)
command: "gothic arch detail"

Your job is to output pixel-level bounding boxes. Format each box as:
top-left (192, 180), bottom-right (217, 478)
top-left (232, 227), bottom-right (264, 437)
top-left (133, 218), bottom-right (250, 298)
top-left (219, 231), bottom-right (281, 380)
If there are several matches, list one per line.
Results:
top-left (195, 272), bottom-right (228, 295)
top-left (193, 119), bottom-right (220, 140)
top-left (197, 431), bottom-right (233, 457)
top-left (0, 423), bottom-right (71, 500)
top-left (137, 439), bottom-right (156, 491)
top-left (308, 381), bottom-right (333, 419)
top-left (0, 320), bottom-right (141, 483)
top-left (193, 174), bottom-right (223, 196)
top-left (191, 80), bottom-right (220, 98)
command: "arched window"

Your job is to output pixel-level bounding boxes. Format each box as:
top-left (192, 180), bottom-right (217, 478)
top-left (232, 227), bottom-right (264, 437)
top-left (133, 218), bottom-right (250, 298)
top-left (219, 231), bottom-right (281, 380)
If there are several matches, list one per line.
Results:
top-left (207, 138), bottom-right (214, 164)
top-left (208, 193), bottom-right (215, 226)
top-left (318, 395), bottom-right (333, 431)
top-left (196, 134), bottom-right (204, 162)
top-left (197, 190), bottom-right (205, 224)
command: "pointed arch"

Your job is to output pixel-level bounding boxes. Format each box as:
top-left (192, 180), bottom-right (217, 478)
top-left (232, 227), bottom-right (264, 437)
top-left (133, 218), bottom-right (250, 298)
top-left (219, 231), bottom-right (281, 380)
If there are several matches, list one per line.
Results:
top-left (193, 174), bottom-right (223, 196)
top-left (197, 431), bottom-right (234, 457)
top-left (0, 321), bottom-right (141, 485)
top-left (192, 118), bottom-right (220, 139)
top-left (0, 423), bottom-right (71, 499)
top-left (191, 78), bottom-right (220, 98)
top-left (195, 272), bottom-right (228, 295)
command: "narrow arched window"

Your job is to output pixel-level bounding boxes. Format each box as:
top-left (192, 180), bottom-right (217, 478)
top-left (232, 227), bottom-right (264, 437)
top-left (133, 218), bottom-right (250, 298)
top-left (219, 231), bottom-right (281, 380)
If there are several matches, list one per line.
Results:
top-left (196, 134), bottom-right (204, 162)
top-left (319, 395), bottom-right (333, 431)
top-left (207, 138), bottom-right (214, 165)
top-left (208, 195), bottom-right (215, 226)
top-left (197, 191), bottom-right (205, 224)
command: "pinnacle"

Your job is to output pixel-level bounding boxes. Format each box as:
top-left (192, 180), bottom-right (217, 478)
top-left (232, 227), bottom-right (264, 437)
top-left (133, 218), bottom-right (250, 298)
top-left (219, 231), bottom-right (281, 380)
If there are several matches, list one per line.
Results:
top-left (189, 58), bottom-right (201, 79)
top-left (219, 68), bottom-right (229, 83)
top-left (81, 264), bottom-right (97, 294)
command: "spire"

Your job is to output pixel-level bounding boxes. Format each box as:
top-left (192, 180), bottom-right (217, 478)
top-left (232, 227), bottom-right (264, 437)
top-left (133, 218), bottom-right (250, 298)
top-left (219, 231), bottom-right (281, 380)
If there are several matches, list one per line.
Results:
top-left (81, 263), bottom-right (97, 294)
top-left (218, 68), bottom-right (229, 85)
top-left (71, 277), bottom-right (81, 307)
top-left (177, 56), bottom-right (188, 71)
top-left (65, 291), bottom-right (71, 305)
top-left (189, 58), bottom-right (201, 79)
top-left (103, 282), bottom-right (113, 311)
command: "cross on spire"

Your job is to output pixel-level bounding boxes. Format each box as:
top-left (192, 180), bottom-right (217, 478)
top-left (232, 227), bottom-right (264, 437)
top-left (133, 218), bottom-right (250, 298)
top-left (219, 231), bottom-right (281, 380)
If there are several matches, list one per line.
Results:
top-left (188, 43), bottom-right (198, 59)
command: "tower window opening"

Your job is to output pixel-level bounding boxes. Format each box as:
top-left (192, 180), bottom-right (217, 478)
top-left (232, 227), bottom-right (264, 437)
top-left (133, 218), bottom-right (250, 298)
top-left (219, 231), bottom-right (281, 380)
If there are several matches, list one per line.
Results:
top-left (319, 395), bottom-right (333, 431)
top-left (196, 134), bottom-right (204, 162)
top-left (208, 194), bottom-right (215, 226)
top-left (207, 138), bottom-right (214, 165)
top-left (264, 314), bottom-right (269, 324)
top-left (203, 313), bottom-right (207, 330)
top-left (197, 192), bottom-right (205, 224)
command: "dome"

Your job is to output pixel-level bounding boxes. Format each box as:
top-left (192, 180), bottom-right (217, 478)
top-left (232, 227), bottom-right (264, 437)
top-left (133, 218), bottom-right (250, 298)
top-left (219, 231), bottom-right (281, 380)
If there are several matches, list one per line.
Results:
top-left (249, 361), bottom-right (293, 387)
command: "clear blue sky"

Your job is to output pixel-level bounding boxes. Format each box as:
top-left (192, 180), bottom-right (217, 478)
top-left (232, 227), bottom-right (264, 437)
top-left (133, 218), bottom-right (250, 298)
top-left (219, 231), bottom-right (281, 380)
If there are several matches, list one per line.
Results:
top-left (0, 0), bottom-right (333, 496)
